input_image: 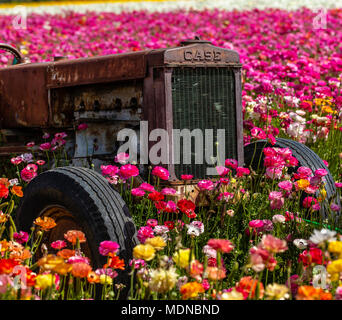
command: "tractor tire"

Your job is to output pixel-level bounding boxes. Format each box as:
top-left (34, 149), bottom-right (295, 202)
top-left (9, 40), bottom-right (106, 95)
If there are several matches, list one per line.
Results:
top-left (244, 138), bottom-right (340, 218)
top-left (15, 166), bottom-right (138, 296)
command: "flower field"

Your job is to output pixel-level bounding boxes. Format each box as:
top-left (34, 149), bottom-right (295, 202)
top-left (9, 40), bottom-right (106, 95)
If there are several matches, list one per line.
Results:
top-left (1, 4), bottom-right (342, 300)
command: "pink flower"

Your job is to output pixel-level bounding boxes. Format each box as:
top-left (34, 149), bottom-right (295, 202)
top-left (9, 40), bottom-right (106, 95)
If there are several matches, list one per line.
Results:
top-left (161, 187), bottom-right (177, 195)
top-left (146, 219), bottom-right (158, 228)
top-left (137, 226), bottom-right (154, 244)
top-left (215, 166), bottom-right (230, 177)
top-left (269, 191), bottom-right (285, 210)
top-left (51, 240), bottom-right (67, 250)
top-left (99, 241), bottom-right (120, 256)
top-left (314, 168), bottom-right (328, 178)
top-left (197, 180), bottom-right (214, 191)
top-left (249, 220), bottom-right (264, 228)
top-left (11, 157), bottom-right (22, 165)
top-left (302, 196), bottom-right (318, 209)
top-left (278, 180), bottom-right (293, 191)
top-left (260, 234), bottom-right (288, 253)
top-left (225, 159), bottom-right (238, 169)
top-left (119, 164), bottom-right (139, 179)
top-left (266, 167), bottom-right (283, 179)
top-left (251, 127), bottom-right (267, 139)
top-left (217, 192), bottom-right (234, 202)
top-left (131, 188), bottom-right (145, 197)
top-left (101, 165), bottom-right (119, 176)
top-left (151, 166), bottom-right (169, 181)
top-left (36, 160), bottom-right (45, 166)
top-left (77, 123), bottom-right (88, 131)
top-left (68, 256), bottom-right (90, 265)
top-left (181, 174), bottom-right (193, 180)
top-left (13, 231), bottom-right (29, 244)
top-left (39, 142), bottom-right (51, 151)
top-left (207, 239), bottom-right (234, 253)
top-left (26, 142), bottom-right (35, 148)
top-left (236, 167), bottom-right (250, 177)
top-left (139, 182), bottom-right (155, 192)
top-left (115, 152), bottom-right (130, 164)
top-left (21, 167), bottom-right (37, 182)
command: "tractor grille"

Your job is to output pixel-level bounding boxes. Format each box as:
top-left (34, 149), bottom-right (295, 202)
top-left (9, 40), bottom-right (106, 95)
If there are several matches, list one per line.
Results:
top-left (171, 67), bottom-right (237, 179)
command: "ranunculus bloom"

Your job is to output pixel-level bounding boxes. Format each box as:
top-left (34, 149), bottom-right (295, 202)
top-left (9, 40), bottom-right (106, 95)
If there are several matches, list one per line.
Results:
top-left (151, 166), bottom-right (169, 180)
top-left (119, 164), bottom-right (139, 179)
top-left (99, 241), bottom-right (120, 256)
top-left (20, 168), bottom-right (37, 182)
top-left (260, 234), bottom-right (288, 253)
top-left (13, 231), bottom-right (29, 244)
top-left (101, 165), bottom-right (119, 176)
top-left (197, 180), bottom-right (214, 190)
top-left (137, 226), bottom-right (154, 244)
top-left (161, 187), bottom-right (177, 195)
top-left (114, 152), bottom-right (130, 164)
top-left (302, 196), bottom-right (318, 209)
top-left (131, 188), bottom-right (145, 197)
top-left (148, 191), bottom-right (164, 201)
top-left (181, 174), bottom-right (193, 180)
top-left (139, 182), bottom-right (155, 192)
top-left (64, 230), bottom-right (86, 245)
top-left (77, 123), bottom-right (88, 131)
top-left (225, 159), bottom-right (238, 169)
top-left (278, 180), bottom-right (293, 191)
top-left (51, 240), bottom-right (67, 250)
top-left (207, 239), bottom-right (234, 253)
top-left (216, 166), bottom-right (230, 177)
top-left (39, 142), bottom-right (51, 151)
top-left (268, 191), bottom-right (284, 210)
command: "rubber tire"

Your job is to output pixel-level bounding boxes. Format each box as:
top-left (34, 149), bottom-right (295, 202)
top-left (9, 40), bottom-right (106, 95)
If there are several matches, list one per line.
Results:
top-left (244, 138), bottom-right (340, 217)
top-left (15, 166), bottom-right (138, 296)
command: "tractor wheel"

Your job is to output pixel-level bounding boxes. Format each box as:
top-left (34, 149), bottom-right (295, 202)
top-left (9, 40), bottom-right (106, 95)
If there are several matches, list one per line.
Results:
top-left (244, 138), bottom-right (340, 218)
top-left (15, 166), bottom-right (138, 296)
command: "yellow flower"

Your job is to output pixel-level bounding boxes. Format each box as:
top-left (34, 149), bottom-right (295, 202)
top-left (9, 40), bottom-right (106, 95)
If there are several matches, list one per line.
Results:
top-left (37, 254), bottom-right (66, 272)
top-left (99, 274), bottom-right (113, 285)
top-left (219, 288), bottom-right (244, 300)
top-left (230, 178), bottom-right (236, 184)
top-left (148, 267), bottom-right (178, 293)
top-left (173, 248), bottom-right (191, 269)
top-left (327, 259), bottom-right (342, 275)
top-left (328, 241), bottom-right (342, 257)
top-left (265, 284), bottom-right (289, 300)
top-left (35, 274), bottom-right (55, 290)
top-left (145, 236), bottom-right (166, 251)
top-left (296, 179), bottom-right (310, 190)
top-left (20, 48), bottom-right (28, 55)
top-left (133, 244), bottom-right (156, 261)
top-left (317, 188), bottom-right (327, 202)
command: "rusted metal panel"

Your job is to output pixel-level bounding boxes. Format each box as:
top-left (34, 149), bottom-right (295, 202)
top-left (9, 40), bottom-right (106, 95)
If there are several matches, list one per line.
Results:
top-left (46, 51), bottom-right (148, 88)
top-left (0, 63), bottom-right (49, 128)
top-left (50, 80), bottom-right (144, 127)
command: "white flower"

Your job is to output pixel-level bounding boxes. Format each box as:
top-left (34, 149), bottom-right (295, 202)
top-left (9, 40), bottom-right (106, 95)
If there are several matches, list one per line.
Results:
top-left (293, 239), bottom-right (308, 249)
top-left (203, 245), bottom-right (217, 259)
top-left (272, 214), bottom-right (286, 224)
top-left (186, 221), bottom-right (204, 237)
top-left (309, 229), bottom-right (336, 245)
top-left (154, 225), bottom-right (169, 235)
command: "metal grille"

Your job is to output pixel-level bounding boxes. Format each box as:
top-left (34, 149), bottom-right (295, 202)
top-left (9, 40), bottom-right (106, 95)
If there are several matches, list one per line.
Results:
top-left (171, 67), bottom-right (237, 179)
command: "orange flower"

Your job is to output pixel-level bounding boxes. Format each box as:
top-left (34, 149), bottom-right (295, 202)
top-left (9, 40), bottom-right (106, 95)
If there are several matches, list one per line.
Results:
top-left (0, 240), bottom-right (9, 252)
top-left (105, 255), bottom-right (125, 270)
top-left (10, 248), bottom-right (31, 261)
top-left (206, 266), bottom-right (226, 281)
top-left (235, 276), bottom-right (264, 299)
top-left (296, 286), bottom-right (332, 300)
top-left (57, 249), bottom-right (75, 259)
top-left (296, 179), bottom-right (310, 190)
top-left (34, 216), bottom-right (56, 231)
top-left (180, 282), bottom-right (205, 300)
top-left (0, 178), bottom-right (10, 188)
top-left (71, 262), bottom-right (92, 278)
top-left (11, 185), bottom-right (23, 197)
top-left (64, 230), bottom-right (86, 245)
top-left (87, 271), bottom-right (100, 284)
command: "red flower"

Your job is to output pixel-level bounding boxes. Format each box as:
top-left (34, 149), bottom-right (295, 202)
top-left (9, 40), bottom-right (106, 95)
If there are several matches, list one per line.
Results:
top-left (164, 221), bottom-right (175, 230)
top-left (298, 247), bottom-right (323, 266)
top-left (151, 166), bottom-right (169, 181)
top-left (177, 199), bottom-right (196, 213)
top-left (0, 184), bottom-right (9, 198)
top-left (0, 259), bottom-right (20, 274)
top-left (148, 191), bottom-right (164, 202)
top-left (181, 174), bottom-right (193, 180)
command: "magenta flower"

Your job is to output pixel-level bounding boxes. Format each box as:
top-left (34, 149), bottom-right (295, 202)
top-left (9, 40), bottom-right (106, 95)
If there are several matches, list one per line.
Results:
top-left (131, 188), bottom-right (145, 197)
top-left (139, 182), bottom-right (155, 192)
top-left (137, 226), bottom-right (154, 244)
top-left (101, 165), bottom-right (119, 177)
top-left (39, 142), bottom-right (51, 151)
top-left (151, 166), bottom-right (169, 180)
top-left (161, 187), bottom-right (177, 195)
top-left (51, 240), bottom-right (67, 250)
top-left (77, 123), bottom-right (88, 131)
top-left (278, 180), bottom-right (293, 192)
top-left (13, 231), bottom-right (29, 244)
top-left (114, 152), bottom-right (130, 164)
top-left (197, 179), bottom-right (214, 190)
top-left (181, 174), bottom-right (193, 180)
top-left (119, 164), bottom-right (139, 179)
top-left (99, 240), bottom-right (120, 256)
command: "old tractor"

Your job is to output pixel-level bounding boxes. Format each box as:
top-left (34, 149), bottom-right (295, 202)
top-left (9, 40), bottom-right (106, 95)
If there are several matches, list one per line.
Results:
top-left (0, 40), bottom-right (339, 287)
